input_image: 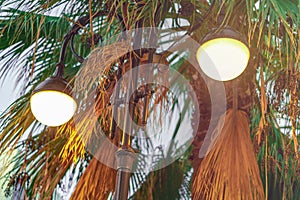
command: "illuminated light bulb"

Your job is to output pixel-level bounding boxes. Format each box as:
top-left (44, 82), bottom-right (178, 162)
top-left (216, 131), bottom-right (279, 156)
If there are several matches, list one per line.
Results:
top-left (196, 27), bottom-right (250, 81)
top-left (30, 77), bottom-right (77, 126)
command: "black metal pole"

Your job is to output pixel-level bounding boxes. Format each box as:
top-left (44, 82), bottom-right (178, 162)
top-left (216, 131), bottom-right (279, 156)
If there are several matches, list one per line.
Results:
top-left (114, 148), bottom-right (136, 200)
top-left (115, 171), bottom-right (131, 200)
top-left (114, 6), bottom-right (144, 198)
top-left (114, 57), bottom-right (139, 200)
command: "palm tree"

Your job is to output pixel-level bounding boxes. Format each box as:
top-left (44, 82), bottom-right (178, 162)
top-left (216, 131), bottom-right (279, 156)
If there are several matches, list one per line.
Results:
top-left (0, 0), bottom-right (299, 199)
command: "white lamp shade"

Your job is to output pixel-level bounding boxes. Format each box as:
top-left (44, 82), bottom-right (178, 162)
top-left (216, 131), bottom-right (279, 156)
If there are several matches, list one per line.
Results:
top-left (196, 38), bottom-right (250, 81)
top-left (30, 90), bottom-right (77, 126)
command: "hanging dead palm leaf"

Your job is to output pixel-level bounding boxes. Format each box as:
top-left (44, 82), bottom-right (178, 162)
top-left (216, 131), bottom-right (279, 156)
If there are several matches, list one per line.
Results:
top-left (70, 134), bottom-right (119, 200)
top-left (70, 157), bottom-right (116, 200)
top-left (192, 109), bottom-right (264, 200)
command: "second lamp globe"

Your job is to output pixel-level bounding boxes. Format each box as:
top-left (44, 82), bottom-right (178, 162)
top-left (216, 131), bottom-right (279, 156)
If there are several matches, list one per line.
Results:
top-left (196, 27), bottom-right (250, 81)
top-left (30, 77), bottom-right (77, 127)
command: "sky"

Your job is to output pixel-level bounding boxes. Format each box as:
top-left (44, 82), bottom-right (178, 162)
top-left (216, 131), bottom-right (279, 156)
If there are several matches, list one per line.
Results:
top-left (0, 73), bottom-right (19, 113)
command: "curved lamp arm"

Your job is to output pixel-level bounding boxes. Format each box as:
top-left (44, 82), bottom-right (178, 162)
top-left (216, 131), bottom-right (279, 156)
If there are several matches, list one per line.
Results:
top-left (53, 11), bottom-right (104, 77)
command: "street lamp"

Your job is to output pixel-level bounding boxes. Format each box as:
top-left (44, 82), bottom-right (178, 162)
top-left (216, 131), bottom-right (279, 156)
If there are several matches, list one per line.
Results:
top-left (29, 10), bottom-right (249, 200)
top-left (196, 26), bottom-right (250, 81)
top-left (30, 76), bottom-right (77, 127)
top-left (29, 12), bottom-right (101, 126)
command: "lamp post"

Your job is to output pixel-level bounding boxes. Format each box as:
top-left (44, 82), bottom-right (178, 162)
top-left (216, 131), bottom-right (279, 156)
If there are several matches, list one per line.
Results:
top-left (30, 10), bottom-right (250, 200)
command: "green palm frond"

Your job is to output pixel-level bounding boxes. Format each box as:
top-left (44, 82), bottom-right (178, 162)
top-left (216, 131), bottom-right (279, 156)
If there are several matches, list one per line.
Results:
top-left (252, 105), bottom-right (300, 200)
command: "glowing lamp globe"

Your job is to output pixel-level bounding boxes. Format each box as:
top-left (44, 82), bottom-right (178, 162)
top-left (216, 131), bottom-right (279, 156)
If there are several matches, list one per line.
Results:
top-left (196, 27), bottom-right (250, 81)
top-left (30, 77), bottom-right (77, 126)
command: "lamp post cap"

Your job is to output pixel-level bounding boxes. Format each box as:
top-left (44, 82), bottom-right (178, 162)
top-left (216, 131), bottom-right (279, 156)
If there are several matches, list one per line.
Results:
top-left (116, 148), bottom-right (137, 172)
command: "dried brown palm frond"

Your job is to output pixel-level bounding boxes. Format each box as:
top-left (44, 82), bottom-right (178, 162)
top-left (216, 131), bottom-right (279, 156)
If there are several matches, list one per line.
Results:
top-left (70, 128), bottom-right (121, 200)
top-left (58, 123), bottom-right (86, 163)
top-left (70, 157), bottom-right (116, 200)
top-left (70, 41), bottom-right (131, 144)
top-left (192, 109), bottom-right (264, 200)
top-left (23, 127), bottom-right (76, 199)
top-left (68, 47), bottom-right (172, 199)
top-left (74, 41), bottom-right (131, 93)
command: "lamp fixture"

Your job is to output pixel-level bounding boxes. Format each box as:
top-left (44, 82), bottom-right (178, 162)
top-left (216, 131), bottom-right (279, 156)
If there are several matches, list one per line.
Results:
top-left (29, 12), bottom-right (103, 127)
top-left (196, 26), bottom-right (250, 81)
top-left (30, 76), bottom-right (77, 127)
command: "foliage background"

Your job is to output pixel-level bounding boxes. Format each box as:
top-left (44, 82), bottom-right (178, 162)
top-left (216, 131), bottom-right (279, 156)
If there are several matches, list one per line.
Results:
top-left (0, 0), bottom-right (299, 199)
